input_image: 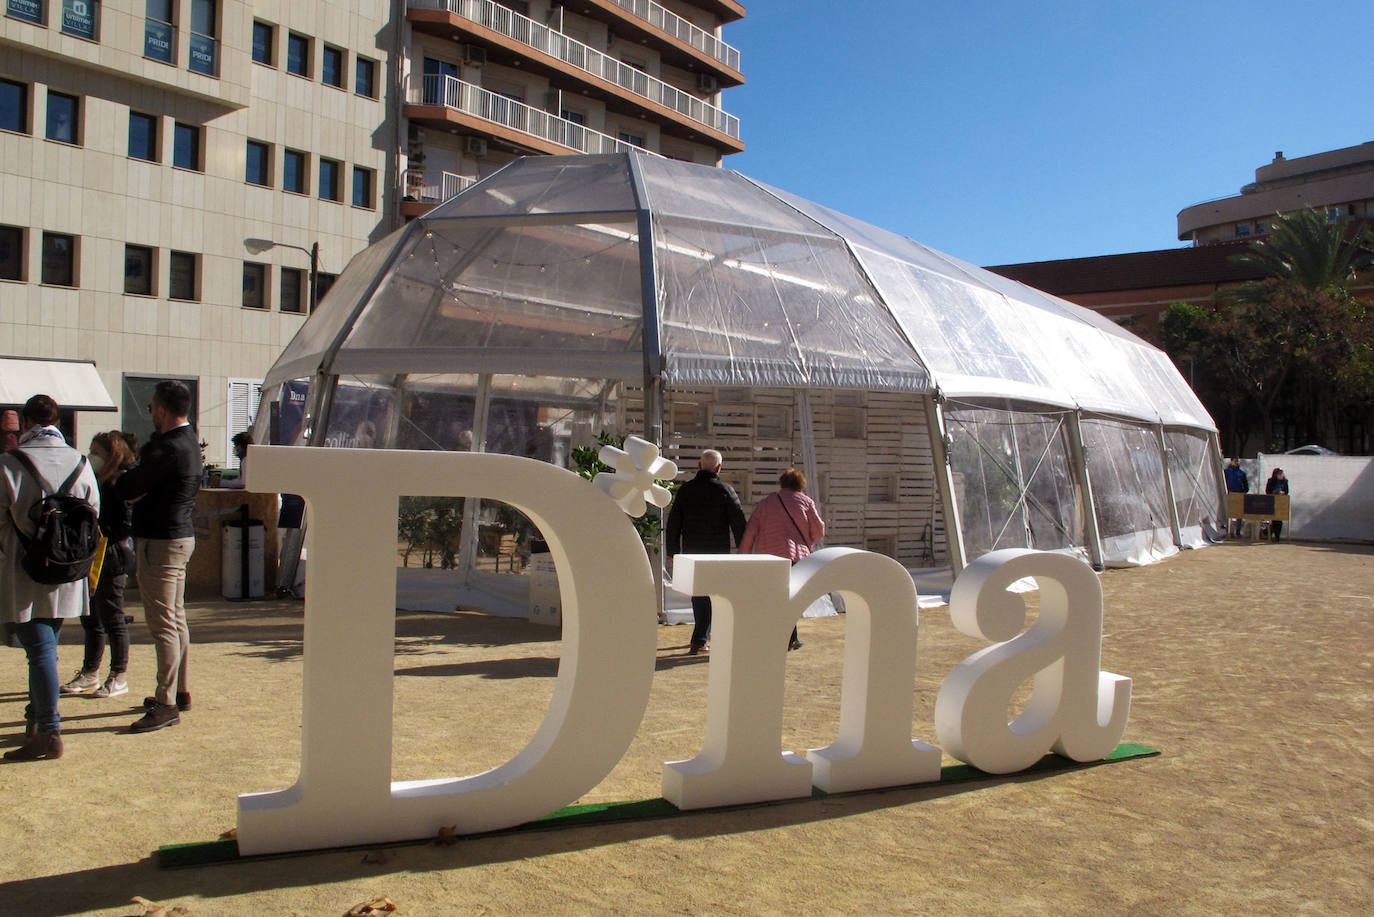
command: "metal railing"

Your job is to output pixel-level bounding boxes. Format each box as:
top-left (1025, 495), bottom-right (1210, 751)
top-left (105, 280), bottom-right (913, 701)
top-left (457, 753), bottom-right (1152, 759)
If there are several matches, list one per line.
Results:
top-left (406, 170), bottom-right (480, 203)
top-left (408, 0), bottom-right (739, 139)
top-left (604, 0), bottom-right (741, 72)
top-left (412, 74), bottom-right (664, 157)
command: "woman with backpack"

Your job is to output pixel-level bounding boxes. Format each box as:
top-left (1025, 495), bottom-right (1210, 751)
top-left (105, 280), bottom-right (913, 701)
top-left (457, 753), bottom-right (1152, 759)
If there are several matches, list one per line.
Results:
top-left (740, 468), bottom-right (827, 651)
top-left (60, 431), bottom-right (137, 699)
top-left (1, 395), bottom-right (100, 761)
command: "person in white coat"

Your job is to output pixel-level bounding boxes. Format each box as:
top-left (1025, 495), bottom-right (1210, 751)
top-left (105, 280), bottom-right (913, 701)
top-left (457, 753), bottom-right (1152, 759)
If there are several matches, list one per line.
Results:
top-left (1, 394), bottom-right (99, 760)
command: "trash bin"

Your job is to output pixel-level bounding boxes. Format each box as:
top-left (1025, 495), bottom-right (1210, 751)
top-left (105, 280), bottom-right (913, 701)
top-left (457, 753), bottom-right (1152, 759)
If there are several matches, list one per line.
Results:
top-left (222, 517), bottom-right (265, 600)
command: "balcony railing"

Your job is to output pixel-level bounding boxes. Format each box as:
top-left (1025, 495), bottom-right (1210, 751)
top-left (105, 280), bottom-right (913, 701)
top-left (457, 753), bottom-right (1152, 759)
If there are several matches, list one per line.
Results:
top-left (604, 0), bottom-right (740, 72)
top-left (411, 74), bottom-right (664, 157)
top-left (408, 0), bottom-right (739, 140)
top-left (406, 170), bottom-right (480, 204)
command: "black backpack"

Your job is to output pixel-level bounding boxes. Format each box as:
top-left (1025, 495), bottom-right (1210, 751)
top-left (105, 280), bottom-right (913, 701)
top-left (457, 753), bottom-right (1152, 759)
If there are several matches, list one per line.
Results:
top-left (7, 450), bottom-right (101, 585)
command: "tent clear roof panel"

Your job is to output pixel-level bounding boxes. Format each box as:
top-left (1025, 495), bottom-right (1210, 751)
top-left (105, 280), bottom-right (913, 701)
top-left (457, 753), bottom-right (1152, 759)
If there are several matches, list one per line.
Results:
top-left (266, 226), bottom-right (411, 383)
top-left (655, 217), bottom-right (931, 391)
top-left (427, 154), bottom-right (639, 219)
top-left (639, 157), bottom-right (829, 234)
top-left (339, 222), bottom-right (645, 357)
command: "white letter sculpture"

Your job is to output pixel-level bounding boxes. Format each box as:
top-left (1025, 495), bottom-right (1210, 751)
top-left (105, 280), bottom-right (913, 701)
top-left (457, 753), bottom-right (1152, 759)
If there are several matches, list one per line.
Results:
top-left (664, 548), bottom-right (940, 809)
top-left (934, 549), bottom-right (1132, 774)
top-left (236, 447), bottom-right (658, 855)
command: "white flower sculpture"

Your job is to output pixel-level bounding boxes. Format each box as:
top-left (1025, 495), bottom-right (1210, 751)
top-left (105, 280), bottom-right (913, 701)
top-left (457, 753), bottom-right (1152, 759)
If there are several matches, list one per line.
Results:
top-left (593, 436), bottom-right (678, 518)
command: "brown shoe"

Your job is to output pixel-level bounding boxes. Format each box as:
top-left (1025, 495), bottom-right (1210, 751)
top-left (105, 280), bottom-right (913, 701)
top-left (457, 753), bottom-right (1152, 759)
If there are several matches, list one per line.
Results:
top-left (4, 732), bottom-right (64, 761)
top-left (131, 703), bottom-right (180, 733)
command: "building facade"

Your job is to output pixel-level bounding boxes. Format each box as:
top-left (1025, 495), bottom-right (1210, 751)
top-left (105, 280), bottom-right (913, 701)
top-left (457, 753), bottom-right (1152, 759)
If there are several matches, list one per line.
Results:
top-left (1177, 141), bottom-right (1374, 245)
top-left (0, 0), bottom-right (743, 465)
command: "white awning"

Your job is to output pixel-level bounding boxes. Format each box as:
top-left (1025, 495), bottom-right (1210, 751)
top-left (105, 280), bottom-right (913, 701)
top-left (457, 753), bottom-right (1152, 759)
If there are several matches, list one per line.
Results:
top-left (0, 357), bottom-right (117, 411)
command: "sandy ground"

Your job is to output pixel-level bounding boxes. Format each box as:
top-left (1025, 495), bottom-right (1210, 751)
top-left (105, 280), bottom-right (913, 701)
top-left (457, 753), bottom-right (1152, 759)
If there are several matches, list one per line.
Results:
top-left (1, 539), bottom-right (1371, 916)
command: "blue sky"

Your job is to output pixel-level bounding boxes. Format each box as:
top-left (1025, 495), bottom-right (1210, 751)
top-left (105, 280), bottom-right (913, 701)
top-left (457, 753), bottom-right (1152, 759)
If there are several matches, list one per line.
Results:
top-left (724, 1), bottom-right (1372, 266)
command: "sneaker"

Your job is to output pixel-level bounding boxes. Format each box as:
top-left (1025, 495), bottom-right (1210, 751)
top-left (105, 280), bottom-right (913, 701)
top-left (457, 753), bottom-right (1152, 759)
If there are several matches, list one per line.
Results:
top-left (131, 703), bottom-right (180, 733)
top-left (60, 670), bottom-right (100, 694)
top-left (93, 674), bottom-right (128, 698)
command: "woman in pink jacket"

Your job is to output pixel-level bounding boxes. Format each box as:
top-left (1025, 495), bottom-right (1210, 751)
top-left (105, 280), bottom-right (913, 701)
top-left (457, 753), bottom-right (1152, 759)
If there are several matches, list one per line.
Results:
top-left (740, 468), bottom-right (825, 650)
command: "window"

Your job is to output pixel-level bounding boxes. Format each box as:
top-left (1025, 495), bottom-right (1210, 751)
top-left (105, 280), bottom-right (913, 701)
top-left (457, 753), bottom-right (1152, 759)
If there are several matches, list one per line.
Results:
top-left (7, 0), bottom-right (45, 25)
top-left (322, 44), bottom-right (344, 88)
top-left (41, 232), bottom-right (76, 287)
top-left (314, 271), bottom-right (337, 309)
top-left (245, 139), bottom-right (270, 185)
top-left (122, 375), bottom-right (198, 449)
top-left (352, 165), bottom-right (374, 208)
top-left (60, 0), bottom-right (99, 40)
top-left (124, 244), bottom-right (154, 295)
top-left (45, 90), bottom-right (78, 144)
top-left (286, 32), bottom-right (310, 77)
top-left (283, 148), bottom-right (307, 193)
top-left (172, 121), bottom-right (200, 170)
top-left (318, 157), bottom-right (340, 201)
top-left (188, 0), bottom-right (217, 76)
top-left (242, 261), bottom-right (266, 308)
top-left (168, 250), bottom-right (197, 300)
top-left (280, 266), bottom-right (304, 313)
top-left (355, 56), bottom-right (376, 98)
top-left (0, 225), bottom-right (24, 281)
top-left (143, 0), bottom-right (174, 64)
top-left (617, 131), bottom-right (645, 148)
top-left (128, 111), bottom-right (158, 160)
top-left (1, 78), bottom-right (27, 134)
top-left (251, 19), bottom-right (273, 65)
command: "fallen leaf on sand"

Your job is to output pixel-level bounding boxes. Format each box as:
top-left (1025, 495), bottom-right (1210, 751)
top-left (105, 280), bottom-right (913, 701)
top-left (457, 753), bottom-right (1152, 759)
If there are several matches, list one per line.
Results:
top-left (126, 896), bottom-right (192, 916)
top-left (344, 897), bottom-right (398, 916)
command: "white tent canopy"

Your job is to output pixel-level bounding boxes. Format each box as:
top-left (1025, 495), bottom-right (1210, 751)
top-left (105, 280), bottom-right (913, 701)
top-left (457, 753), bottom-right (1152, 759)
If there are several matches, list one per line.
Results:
top-left (258, 153), bottom-right (1225, 579)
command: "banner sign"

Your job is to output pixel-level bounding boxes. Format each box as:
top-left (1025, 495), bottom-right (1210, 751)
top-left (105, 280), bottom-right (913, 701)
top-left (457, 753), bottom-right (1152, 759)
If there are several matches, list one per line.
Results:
top-left (235, 445), bottom-right (1131, 855)
top-left (60, 0), bottom-right (95, 40)
top-left (7, 0), bottom-right (44, 25)
top-left (143, 18), bottom-right (173, 63)
top-left (188, 32), bottom-right (216, 75)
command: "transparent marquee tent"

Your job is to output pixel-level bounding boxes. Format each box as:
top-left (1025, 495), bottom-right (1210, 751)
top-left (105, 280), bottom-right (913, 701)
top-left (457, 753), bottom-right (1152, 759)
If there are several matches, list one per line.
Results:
top-left (256, 152), bottom-right (1226, 598)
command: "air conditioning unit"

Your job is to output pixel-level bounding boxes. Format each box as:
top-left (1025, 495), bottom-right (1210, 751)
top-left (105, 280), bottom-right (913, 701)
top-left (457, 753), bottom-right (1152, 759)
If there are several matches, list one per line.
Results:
top-left (464, 137), bottom-right (488, 157)
top-left (462, 44), bottom-right (487, 66)
top-left (696, 72), bottom-right (719, 93)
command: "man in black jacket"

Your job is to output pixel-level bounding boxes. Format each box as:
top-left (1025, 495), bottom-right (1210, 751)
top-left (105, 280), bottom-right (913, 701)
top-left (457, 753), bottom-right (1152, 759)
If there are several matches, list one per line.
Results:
top-left (665, 450), bottom-right (746, 655)
top-left (116, 380), bottom-right (201, 732)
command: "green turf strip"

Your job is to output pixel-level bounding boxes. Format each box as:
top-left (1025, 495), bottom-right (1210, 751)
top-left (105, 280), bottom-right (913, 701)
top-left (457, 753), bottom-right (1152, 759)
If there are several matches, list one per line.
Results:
top-left (157, 743), bottom-right (1159, 868)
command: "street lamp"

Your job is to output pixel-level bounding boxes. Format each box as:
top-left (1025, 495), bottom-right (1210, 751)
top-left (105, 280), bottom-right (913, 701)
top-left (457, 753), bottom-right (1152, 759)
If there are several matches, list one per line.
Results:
top-left (244, 237), bottom-right (320, 312)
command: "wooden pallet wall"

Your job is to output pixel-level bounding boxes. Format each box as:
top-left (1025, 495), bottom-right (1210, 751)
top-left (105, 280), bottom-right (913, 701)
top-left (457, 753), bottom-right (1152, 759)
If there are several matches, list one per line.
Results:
top-left (616, 385), bottom-right (949, 567)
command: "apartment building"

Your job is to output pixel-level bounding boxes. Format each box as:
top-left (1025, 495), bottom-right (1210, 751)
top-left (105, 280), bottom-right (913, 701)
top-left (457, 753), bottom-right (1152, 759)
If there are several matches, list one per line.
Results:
top-left (0, 0), bottom-right (744, 465)
top-left (1177, 141), bottom-right (1374, 245)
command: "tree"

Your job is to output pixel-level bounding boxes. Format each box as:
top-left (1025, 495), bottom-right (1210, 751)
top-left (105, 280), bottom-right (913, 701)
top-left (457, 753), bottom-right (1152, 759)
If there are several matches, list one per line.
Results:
top-left (1158, 209), bottom-right (1374, 453)
top-left (1228, 208), bottom-right (1373, 298)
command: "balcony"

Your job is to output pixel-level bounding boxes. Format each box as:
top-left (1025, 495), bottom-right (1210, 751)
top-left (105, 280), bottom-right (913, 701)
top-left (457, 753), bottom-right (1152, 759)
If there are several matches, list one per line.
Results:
top-left (407, 74), bottom-right (665, 158)
top-left (599, 0), bottom-right (741, 73)
top-left (407, 0), bottom-right (741, 146)
top-left (402, 170), bottom-right (480, 217)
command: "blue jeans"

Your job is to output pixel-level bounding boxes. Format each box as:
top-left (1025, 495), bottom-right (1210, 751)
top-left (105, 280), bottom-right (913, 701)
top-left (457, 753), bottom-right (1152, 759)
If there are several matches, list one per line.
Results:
top-left (16, 619), bottom-right (63, 734)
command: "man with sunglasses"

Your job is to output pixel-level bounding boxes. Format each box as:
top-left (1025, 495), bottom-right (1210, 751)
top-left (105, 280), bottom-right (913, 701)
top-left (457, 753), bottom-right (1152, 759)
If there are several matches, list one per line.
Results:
top-left (116, 381), bottom-right (201, 732)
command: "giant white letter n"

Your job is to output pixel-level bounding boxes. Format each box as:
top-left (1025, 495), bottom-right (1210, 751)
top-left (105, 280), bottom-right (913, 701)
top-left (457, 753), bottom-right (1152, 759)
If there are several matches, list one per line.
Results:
top-left (664, 548), bottom-right (940, 809)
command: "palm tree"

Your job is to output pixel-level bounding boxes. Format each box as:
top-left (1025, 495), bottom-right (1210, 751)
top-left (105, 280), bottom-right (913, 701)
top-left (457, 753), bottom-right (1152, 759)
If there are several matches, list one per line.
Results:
top-left (1220, 208), bottom-right (1374, 449)
top-left (1230, 208), bottom-right (1373, 296)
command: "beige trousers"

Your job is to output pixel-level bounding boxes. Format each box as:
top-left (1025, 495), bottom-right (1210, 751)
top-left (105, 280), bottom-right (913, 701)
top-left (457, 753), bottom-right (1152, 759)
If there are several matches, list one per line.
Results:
top-left (137, 537), bottom-right (195, 706)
